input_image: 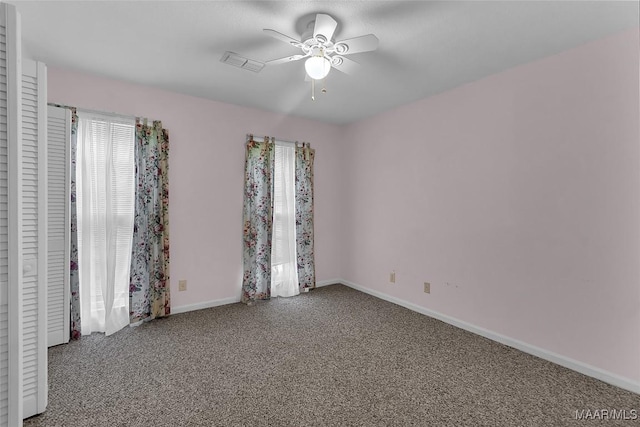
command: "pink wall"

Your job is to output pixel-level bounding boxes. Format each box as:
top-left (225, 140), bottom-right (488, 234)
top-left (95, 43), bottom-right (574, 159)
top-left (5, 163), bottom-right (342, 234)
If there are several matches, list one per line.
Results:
top-left (47, 67), bottom-right (344, 309)
top-left (48, 27), bottom-right (639, 385)
top-left (341, 28), bottom-right (640, 383)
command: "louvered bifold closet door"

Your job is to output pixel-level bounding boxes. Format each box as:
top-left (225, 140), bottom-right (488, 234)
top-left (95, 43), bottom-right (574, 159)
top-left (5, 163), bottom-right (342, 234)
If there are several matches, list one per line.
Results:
top-left (0, 14), bottom-right (8, 426)
top-left (21, 59), bottom-right (47, 419)
top-left (46, 105), bottom-right (70, 348)
top-left (0, 3), bottom-right (22, 426)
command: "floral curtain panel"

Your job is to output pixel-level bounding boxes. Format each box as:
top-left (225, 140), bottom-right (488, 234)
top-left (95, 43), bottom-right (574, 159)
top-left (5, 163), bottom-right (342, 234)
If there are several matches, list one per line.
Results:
top-left (242, 136), bottom-right (275, 304)
top-left (69, 109), bottom-right (81, 339)
top-left (295, 143), bottom-right (316, 290)
top-left (129, 119), bottom-right (171, 323)
top-left (242, 136), bottom-right (316, 303)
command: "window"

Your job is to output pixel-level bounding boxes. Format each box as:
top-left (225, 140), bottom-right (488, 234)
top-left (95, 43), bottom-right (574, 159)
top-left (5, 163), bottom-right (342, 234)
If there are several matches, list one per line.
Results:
top-left (76, 112), bottom-right (135, 336)
top-left (271, 142), bottom-right (299, 298)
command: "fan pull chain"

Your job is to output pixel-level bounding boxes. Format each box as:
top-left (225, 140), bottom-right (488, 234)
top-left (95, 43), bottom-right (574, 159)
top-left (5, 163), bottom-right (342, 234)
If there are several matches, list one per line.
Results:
top-left (311, 79), bottom-right (327, 101)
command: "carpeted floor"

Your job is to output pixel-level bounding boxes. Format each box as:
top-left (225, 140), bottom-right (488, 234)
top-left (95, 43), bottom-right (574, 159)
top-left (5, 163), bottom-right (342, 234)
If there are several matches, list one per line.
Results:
top-left (25, 284), bottom-right (637, 426)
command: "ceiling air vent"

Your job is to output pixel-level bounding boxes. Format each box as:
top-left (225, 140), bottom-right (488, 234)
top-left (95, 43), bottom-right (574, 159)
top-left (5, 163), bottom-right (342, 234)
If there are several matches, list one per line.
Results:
top-left (220, 51), bottom-right (265, 73)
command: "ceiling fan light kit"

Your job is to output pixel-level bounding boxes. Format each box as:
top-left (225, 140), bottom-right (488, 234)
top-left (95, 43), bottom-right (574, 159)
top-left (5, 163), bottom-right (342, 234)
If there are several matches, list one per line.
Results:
top-left (305, 54), bottom-right (331, 80)
top-left (263, 13), bottom-right (379, 100)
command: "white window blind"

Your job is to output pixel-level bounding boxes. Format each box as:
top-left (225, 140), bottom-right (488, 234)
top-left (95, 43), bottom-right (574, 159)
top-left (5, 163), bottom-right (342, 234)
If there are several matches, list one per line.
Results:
top-left (76, 113), bottom-right (135, 336)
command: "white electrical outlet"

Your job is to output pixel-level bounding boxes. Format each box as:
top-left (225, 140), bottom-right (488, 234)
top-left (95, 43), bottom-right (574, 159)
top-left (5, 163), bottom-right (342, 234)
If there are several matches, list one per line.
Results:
top-left (178, 280), bottom-right (187, 292)
top-left (390, 271), bottom-right (396, 283)
top-left (424, 282), bottom-right (430, 294)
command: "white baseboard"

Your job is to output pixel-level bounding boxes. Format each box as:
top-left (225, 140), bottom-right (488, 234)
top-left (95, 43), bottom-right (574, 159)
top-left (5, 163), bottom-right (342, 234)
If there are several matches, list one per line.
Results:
top-left (172, 280), bottom-right (338, 312)
top-left (336, 279), bottom-right (640, 395)
top-left (171, 296), bottom-right (240, 315)
top-left (316, 279), bottom-right (340, 288)
top-left (172, 280), bottom-right (338, 313)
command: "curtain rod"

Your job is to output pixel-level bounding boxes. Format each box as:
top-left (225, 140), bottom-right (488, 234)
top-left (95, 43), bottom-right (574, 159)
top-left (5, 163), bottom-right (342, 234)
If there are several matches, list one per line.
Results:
top-left (248, 134), bottom-right (307, 146)
top-left (78, 107), bottom-right (136, 122)
top-left (48, 103), bottom-right (157, 123)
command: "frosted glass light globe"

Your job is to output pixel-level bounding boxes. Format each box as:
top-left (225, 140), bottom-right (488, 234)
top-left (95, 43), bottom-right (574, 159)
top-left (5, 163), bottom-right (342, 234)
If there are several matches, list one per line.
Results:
top-left (305, 56), bottom-right (331, 80)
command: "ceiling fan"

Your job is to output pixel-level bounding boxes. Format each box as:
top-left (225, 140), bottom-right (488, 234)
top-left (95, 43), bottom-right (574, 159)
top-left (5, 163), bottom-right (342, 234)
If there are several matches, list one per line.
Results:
top-left (263, 13), bottom-right (379, 98)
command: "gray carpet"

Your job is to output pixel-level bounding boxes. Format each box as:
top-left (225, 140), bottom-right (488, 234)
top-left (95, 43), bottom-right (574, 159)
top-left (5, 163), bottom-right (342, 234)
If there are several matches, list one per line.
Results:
top-left (25, 284), bottom-right (638, 426)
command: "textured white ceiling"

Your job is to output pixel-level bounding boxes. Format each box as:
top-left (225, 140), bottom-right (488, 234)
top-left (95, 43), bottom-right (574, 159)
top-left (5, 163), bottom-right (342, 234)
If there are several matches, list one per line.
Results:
top-left (10, 1), bottom-right (639, 124)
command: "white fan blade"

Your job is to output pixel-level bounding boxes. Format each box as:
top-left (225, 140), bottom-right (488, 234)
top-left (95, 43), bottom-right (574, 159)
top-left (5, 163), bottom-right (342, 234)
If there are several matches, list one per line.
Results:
top-left (263, 29), bottom-right (302, 47)
top-left (334, 34), bottom-right (379, 55)
top-left (266, 54), bottom-right (305, 65)
top-left (313, 13), bottom-right (338, 41)
top-left (331, 56), bottom-right (359, 75)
